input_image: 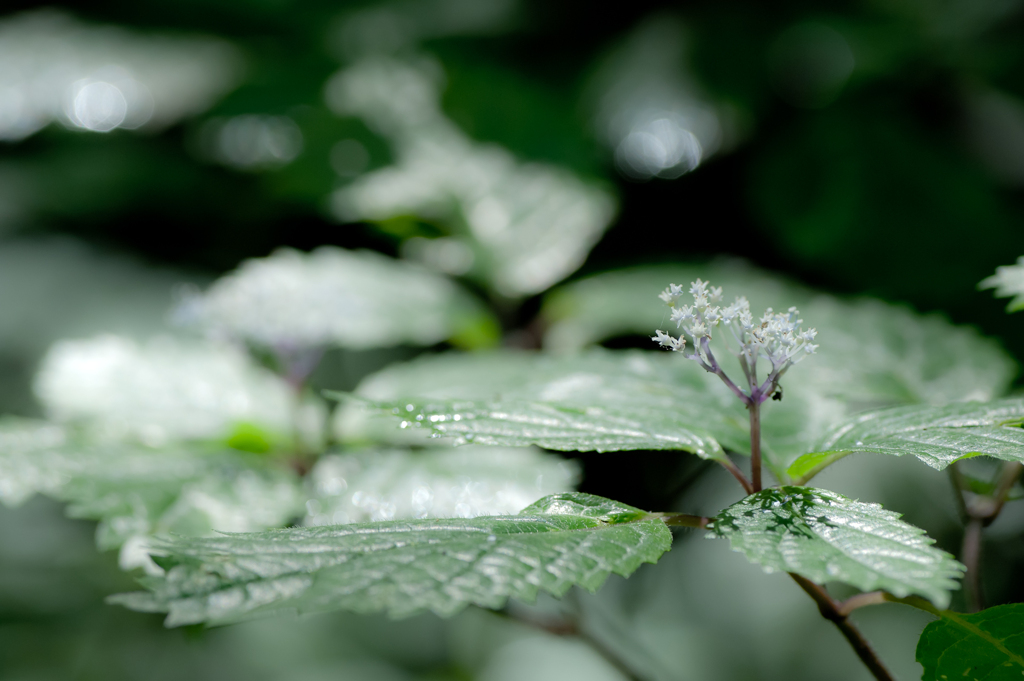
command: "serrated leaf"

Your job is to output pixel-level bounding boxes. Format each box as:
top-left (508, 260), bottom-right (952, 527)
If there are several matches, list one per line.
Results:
top-left (541, 262), bottom-right (1016, 468)
top-left (916, 604), bottom-right (1024, 681)
top-left (326, 58), bottom-right (617, 299)
top-left (306, 446), bottom-right (579, 524)
top-left (0, 418), bottom-right (306, 569)
top-left (788, 399), bottom-right (1024, 482)
top-left (34, 335), bottom-right (296, 446)
top-left (110, 492), bottom-right (672, 625)
top-left (175, 246), bottom-right (497, 350)
top-left (981, 256), bottom-right (1024, 313)
top-left (708, 486), bottom-right (964, 608)
top-left (347, 349), bottom-right (749, 462)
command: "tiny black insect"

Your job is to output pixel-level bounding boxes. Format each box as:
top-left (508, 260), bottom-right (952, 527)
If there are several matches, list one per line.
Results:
top-left (771, 386), bottom-right (784, 402)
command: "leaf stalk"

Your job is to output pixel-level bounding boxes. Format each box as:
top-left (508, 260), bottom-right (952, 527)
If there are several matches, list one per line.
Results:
top-left (789, 574), bottom-right (896, 681)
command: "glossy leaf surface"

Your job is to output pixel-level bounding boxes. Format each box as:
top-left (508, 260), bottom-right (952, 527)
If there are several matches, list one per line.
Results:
top-left (112, 492), bottom-right (672, 625)
top-left (175, 246), bottom-right (496, 350)
top-left (541, 261), bottom-right (1015, 469)
top-left (348, 349), bottom-right (749, 461)
top-left (0, 418), bottom-right (305, 568)
top-left (306, 446), bottom-right (579, 524)
top-left (917, 604), bottom-right (1024, 681)
top-left (709, 486), bottom-right (963, 608)
top-left (789, 399), bottom-right (1024, 482)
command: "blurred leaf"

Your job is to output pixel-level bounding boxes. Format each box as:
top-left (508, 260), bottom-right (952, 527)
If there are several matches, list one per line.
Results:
top-left (542, 260), bottom-right (1016, 469)
top-left (981, 256), bottom-right (1024, 312)
top-left (326, 57), bottom-right (617, 297)
top-left (306, 446), bottom-right (579, 524)
top-left (0, 418), bottom-right (305, 569)
top-left (709, 486), bottom-right (964, 608)
top-left (349, 349), bottom-right (749, 462)
top-left (788, 398), bottom-right (1024, 483)
top-left (34, 335), bottom-right (297, 446)
top-left (176, 246), bottom-right (497, 351)
top-left (916, 603), bottom-right (1024, 681)
top-left (111, 492), bottom-right (673, 625)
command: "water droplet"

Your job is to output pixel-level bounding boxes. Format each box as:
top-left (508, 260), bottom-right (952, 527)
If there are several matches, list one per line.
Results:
top-left (405, 404), bottom-right (415, 412)
top-left (453, 414), bottom-right (462, 421)
top-left (487, 535), bottom-right (497, 542)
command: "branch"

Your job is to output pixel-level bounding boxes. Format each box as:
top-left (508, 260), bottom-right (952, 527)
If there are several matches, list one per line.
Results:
top-left (789, 574), bottom-right (895, 681)
top-left (749, 400), bottom-right (762, 492)
top-left (962, 517), bottom-right (985, 613)
top-left (949, 461), bottom-right (1022, 612)
top-left (719, 457), bottom-right (754, 495)
top-left (654, 512), bottom-right (712, 528)
top-left (700, 337), bottom-right (750, 404)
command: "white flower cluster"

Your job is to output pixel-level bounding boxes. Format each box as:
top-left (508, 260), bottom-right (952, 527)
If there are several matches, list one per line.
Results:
top-left (653, 279), bottom-right (818, 379)
top-left (980, 256), bottom-right (1024, 312)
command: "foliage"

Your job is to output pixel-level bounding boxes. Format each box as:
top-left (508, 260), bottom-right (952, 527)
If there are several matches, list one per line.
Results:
top-left (4, 1), bottom-right (1024, 679)
top-left (916, 603), bottom-right (1024, 681)
top-left (709, 487), bottom-right (964, 608)
top-left (111, 492), bottom-right (671, 625)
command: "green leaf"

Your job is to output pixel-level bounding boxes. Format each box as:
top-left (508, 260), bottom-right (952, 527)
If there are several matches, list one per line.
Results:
top-left (708, 486), bottom-right (964, 608)
top-left (326, 59), bottom-right (617, 299)
top-left (542, 261), bottom-right (1016, 469)
top-left (0, 418), bottom-right (306, 568)
top-left (917, 604), bottom-right (1024, 681)
top-left (175, 246), bottom-right (497, 350)
top-left (980, 256), bottom-right (1024, 313)
top-left (110, 492), bottom-right (672, 625)
top-left (347, 349), bottom-right (750, 462)
top-left (306, 446), bottom-right (579, 523)
top-left (788, 399), bottom-right (1024, 483)
top-left (34, 335), bottom-right (296, 445)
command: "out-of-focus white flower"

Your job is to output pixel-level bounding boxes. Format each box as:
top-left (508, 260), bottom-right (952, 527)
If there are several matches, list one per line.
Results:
top-left (174, 246), bottom-right (489, 352)
top-left (653, 279), bottom-right (817, 399)
top-left (980, 256), bottom-right (1024, 312)
top-left (34, 335), bottom-right (293, 445)
top-left (326, 57), bottom-right (617, 298)
top-left (306, 446), bottom-right (579, 524)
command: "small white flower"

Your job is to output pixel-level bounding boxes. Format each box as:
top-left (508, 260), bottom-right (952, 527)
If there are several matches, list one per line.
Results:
top-left (659, 283), bottom-right (686, 306)
top-left (652, 330), bottom-right (685, 352)
top-left (652, 278), bottom-right (817, 400)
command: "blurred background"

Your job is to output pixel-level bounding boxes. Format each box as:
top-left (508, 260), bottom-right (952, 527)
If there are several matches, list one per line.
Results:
top-left (1, 1), bottom-right (1024, 679)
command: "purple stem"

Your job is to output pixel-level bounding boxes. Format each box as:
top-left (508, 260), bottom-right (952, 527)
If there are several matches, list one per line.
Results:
top-left (700, 337), bottom-right (750, 404)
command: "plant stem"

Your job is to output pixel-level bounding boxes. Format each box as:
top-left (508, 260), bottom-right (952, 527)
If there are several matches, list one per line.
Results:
top-left (962, 517), bottom-right (985, 612)
top-left (720, 457), bottom-right (754, 494)
top-left (949, 461), bottom-right (1022, 612)
top-left (789, 574), bottom-right (895, 681)
top-left (986, 461), bottom-right (1023, 524)
top-left (749, 400), bottom-right (762, 493)
top-left (655, 512), bottom-right (712, 528)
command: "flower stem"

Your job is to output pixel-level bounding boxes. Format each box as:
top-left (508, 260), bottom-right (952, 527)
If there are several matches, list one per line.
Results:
top-left (749, 400), bottom-right (762, 493)
top-left (789, 574), bottom-right (895, 681)
top-left (720, 457), bottom-right (754, 494)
